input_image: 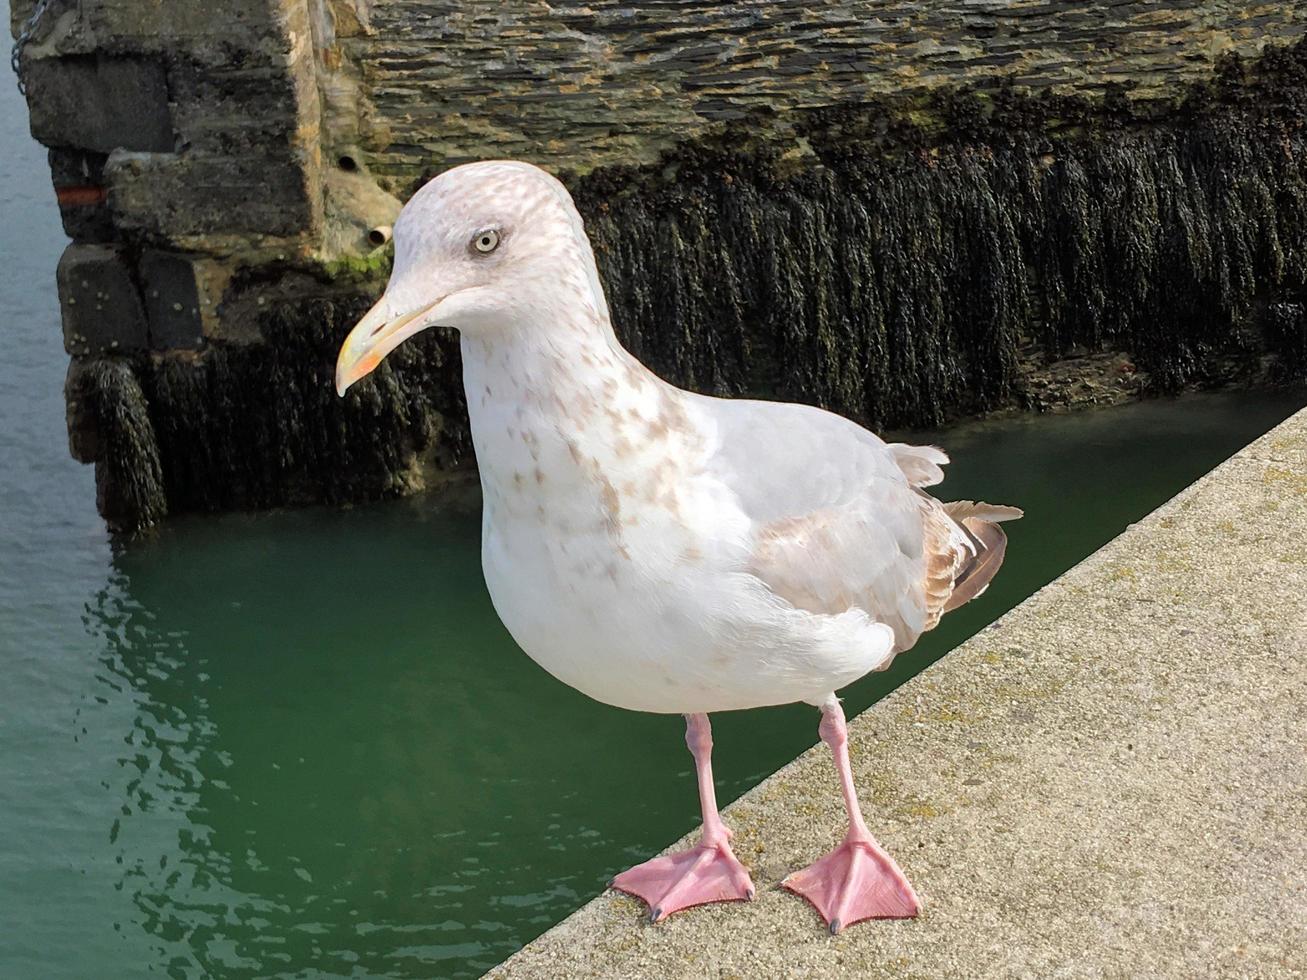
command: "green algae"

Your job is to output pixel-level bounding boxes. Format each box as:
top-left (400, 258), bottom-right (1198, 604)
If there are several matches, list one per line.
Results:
top-left (312, 244), bottom-right (395, 286)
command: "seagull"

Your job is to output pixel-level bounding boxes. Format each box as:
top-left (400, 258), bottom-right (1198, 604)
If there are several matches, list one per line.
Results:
top-left (335, 160), bottom-right (1021, 934)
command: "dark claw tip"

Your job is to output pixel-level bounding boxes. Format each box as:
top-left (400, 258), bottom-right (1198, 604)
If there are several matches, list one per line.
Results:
top-left (829, 918), bottom-right (841, 935)
top-left (607, 877), bottom-right (615, 888)
top-left (649, 907), bottom-right (662, 924)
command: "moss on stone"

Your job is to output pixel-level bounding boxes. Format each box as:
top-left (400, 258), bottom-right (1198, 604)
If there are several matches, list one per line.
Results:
top-left (312, 244), bottom-right (395, 286)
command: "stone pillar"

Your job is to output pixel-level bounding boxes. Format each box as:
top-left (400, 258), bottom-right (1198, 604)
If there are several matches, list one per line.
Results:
top-left (13, 0), bottom-right (417, 531)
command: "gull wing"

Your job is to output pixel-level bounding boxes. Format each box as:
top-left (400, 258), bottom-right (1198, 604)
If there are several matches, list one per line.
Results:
top-left (696, 396), bottom-right (944, 648)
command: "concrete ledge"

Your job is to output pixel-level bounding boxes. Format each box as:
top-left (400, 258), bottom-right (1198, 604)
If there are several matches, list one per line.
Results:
top-left (491, 406), bottom-right (1307, 978)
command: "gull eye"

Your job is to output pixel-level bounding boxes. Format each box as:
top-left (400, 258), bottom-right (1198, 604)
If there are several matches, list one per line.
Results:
top-left (471, 229), bottom-right (500, 254)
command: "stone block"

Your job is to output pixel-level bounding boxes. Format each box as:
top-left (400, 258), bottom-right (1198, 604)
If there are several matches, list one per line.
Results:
top-left (63, 359), bottom-right (102, 464)
top-left (47, 148), bottom-right (115, 242)
top-left (139, 250), bottom-right (234, 349)
top-left (56, 244), bottom-right (149, 356)
top-left (80, 0), bottom-right (283, 45)
top-left (105, 149), bottom-right (322, 243)
top-left (323, 166), bottom-right (402, 256)
top-left (328, 0), bottom-right (374, 38)
top-left (23, 55), bottom-right (174, 153)
top-left (78, 0), bottom-right (309, 69)
top-left (166, 54), bottom-right (315, 155)
top-left (10, 0), bottom-right (39, 37)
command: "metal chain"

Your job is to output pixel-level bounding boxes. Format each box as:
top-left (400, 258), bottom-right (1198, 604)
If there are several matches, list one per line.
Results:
top-left (11, 0), bottom-right (61, 95)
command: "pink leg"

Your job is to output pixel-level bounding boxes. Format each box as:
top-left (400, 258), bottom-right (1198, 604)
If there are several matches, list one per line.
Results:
top-left (610, 713), bottom-right (756, 922)
top-left (783, 699), bottom-right (920, 933)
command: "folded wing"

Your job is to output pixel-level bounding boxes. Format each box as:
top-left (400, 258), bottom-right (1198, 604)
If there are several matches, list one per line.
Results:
top-left (698, 395), bottom-right (1020, 653)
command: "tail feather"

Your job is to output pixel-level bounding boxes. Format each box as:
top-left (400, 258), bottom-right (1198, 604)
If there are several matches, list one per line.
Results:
top-left (944, 499), bottom-right (1024, 523)
top-left (941, 502), bottom-right (1022, 613)
top-left (889, 444), bottom-right (950, 488)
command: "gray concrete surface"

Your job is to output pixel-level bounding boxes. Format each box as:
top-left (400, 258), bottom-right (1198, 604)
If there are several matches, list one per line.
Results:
top-left (490, 406), bottom-right (1307, 979)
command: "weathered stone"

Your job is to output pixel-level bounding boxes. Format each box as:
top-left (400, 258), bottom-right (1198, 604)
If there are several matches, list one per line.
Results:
top-left (323, 166), bottom-right (402, 257)
top-left (21, 54), bottom-right (174, 153)
top-left (77, 0), bottom-right (300, 59)
top-left (65, 356), bottom-right (170, 528)
top-left (105, 149), bottom-right (322, 244)
top-left (47, 147), bottom-right (115, 242)
top-left (64, 359), bottom-right (102, 464)
top-left (68, 358), bottom-right (167, 530)
top-left (16, 0), bottom-right (1307, 534)
top-left (329, 0), bottom-right (374, 38)
top-left (166, 55), bottom-right (316, 155)
top-left (358, 0), bottom-right (1307, 179)
top-left (56, 244), bottom-right (149, 356)
top-left (139, 250), bottom-right (234, 349)
top-left (8, 0), bottom-right (41, 38)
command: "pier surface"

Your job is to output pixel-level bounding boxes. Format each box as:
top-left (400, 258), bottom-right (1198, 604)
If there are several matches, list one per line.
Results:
top-left (491, 406), bottom-right (1307, 979)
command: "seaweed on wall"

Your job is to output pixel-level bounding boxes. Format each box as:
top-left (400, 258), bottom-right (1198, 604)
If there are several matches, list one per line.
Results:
top-left (145, 294), bottom-right (469, 517)
top-left (71, 359), bottom-right (168, 529)
top-left (574, 44), bottom-right (1307, 430)
top-left (79, 42), bottom-right (1307, 531)
top-left (74, 294), bottom-right (469, 531)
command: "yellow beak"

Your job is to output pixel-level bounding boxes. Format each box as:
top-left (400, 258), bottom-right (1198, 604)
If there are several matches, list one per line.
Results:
top-left (335, 297), bottom-right (438, 396)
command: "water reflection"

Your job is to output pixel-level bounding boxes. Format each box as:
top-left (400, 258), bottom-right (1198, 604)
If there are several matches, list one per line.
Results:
top-left (77, 389), bottom-right (1305, 978)
top-left (88, 499), bottom-right (712, 978)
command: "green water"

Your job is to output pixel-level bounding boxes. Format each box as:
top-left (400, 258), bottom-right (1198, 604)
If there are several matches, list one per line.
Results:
top-left (5, 394), bottom-right (1306, 980)
top-left (3, 36), bottom-right (1306, 978)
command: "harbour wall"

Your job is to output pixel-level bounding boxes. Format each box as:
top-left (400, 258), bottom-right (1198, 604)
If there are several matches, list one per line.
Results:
top-left (11, 1), bottom-right (1307, 529)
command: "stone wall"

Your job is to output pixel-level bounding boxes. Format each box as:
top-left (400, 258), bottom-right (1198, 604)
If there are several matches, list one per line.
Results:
top-left (12, 0), bottom-right (418, 526)
top-left (356, 1), bottom-right (1307, 188)
top-left (12, 1), bottom-right (1307, 531)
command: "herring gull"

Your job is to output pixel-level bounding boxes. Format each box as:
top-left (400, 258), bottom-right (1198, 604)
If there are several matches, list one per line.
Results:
top-left (335, 160), bottom-right (1022, 933)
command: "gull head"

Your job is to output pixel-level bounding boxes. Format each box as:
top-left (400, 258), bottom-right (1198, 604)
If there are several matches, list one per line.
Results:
top-left (335, 160), bottom-right (599, 396)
